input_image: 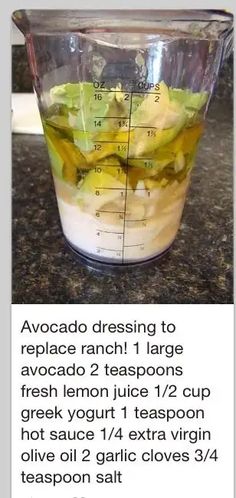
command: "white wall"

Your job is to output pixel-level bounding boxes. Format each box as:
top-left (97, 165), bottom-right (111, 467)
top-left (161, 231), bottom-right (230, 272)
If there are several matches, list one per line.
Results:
top-left (11, 22), bottom-right (24, 45)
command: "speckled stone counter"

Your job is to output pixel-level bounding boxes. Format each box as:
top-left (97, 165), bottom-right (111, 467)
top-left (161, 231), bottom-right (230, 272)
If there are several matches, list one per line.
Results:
top-left (12, 92), bottom-right (233, 304)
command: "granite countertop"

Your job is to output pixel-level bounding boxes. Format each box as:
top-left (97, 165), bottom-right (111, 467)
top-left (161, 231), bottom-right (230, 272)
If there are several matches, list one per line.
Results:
top-left (12, 95), bottom-right (233, 304)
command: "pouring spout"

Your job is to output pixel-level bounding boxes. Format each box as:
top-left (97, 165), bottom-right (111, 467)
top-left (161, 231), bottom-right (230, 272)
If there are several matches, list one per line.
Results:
top-left (12, 10), bottom-right (30, 36)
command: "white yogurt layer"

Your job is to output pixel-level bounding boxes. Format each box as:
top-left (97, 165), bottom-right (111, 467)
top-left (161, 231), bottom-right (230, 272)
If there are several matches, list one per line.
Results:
top-left (54, 176), bottom-right (189, 263)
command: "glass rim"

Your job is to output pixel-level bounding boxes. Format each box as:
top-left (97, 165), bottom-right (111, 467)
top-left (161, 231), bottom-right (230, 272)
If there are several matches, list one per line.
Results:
top-left (12, 9), bottom-right (233, 38)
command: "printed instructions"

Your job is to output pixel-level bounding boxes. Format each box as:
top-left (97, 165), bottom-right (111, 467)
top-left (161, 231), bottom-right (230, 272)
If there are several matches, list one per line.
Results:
top-left (12, 305), bottom-right (234, 498)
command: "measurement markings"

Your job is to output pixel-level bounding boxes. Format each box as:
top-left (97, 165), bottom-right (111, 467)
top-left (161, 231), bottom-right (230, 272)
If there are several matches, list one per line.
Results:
top-left (124, 244), bottom-right (144, 247)
top-left (98, 90), bottom-right (127, 93)
top-left (97, 247), bottom-right (122, 252)
top-left (95, 187), bottom-right (126, 190)
top-left (94, 140), bottom-right (128, 144)
top-left (132, 91), bottom-right (161, 95)
top-left (99, 230), bottom-right (123, 235)
top-left (127, 157), bottom-right (154, 160)
top-left (97, 210), bottom-right (124, 214)
top-left (95, 164), bottom-right (122, 168)
top-left (95, 116), bottom-right (129, 119)
top-left (125, 218), bottom-right (149, 222)
top-left (122, 92), bottom-right (133, 263)
top-left (96, 187), bottom-right (147, 191)
top-left (97, 90), bottom-right (161, 95)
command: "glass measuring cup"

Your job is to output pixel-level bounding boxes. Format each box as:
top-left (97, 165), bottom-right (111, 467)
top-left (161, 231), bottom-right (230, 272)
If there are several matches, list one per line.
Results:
top-left (12, 10), bottom-right (233, 270)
